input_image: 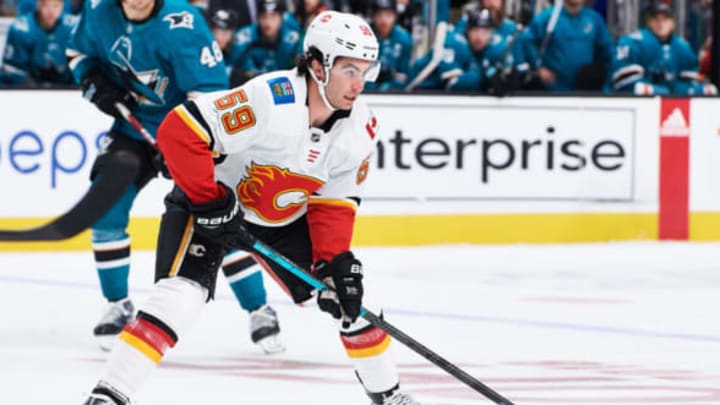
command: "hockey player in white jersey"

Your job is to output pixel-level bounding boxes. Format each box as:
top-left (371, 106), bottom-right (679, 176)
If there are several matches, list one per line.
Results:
top-left (82, 10), bottom-right (420, 405)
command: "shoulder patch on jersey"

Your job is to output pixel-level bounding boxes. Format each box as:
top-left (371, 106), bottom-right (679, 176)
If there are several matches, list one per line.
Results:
top-left (235, 27), bottom-right (252, 44)
top-left (442, 48), bottom-right (455, 63)
top-left (285, 30), bottom-right (299, 44)
top-left (90, 0), bottom-right (101, 9)
top-left (12, 17), bottom-right (29, 32)
top-left (356, 155), bottom-right (370, 185)
top-left (267, 77), bottom-right (295, 104)
top-left (63, 14), bottom-right (78, 27)
top-left (365, 113), bottom-right (378, 140)
top-left (164, 11), bottom-right (194, 30)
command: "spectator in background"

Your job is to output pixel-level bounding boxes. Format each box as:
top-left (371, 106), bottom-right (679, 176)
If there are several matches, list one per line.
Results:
top-left (366, 0), bottom-right (412, 91)
top-left (285, 0), bottom-right (332, 56)
top-left (205, 8), bottom-right (243, 83)
top-left (395, 0), bottom-right (422, 34)
top-left (287, 0), bottom-right (332, 31)
top-left (611, 2), bottom-right (716, 95)
top-left (698, 35), bottom-right (711, 80)
top-left (336, 0), bottom-right (369, 14)
top-left (16, 0), bottom-right (74, 15)
top-left (1, 0), bottom-right (75, 86)
top-left (230, 0), bottom-right (299, 86)
top-left (454, 0), bottom-right (518, 40)
top-left (409, 8), bottom-right (525, 94)
top-left (208, 0), bottom-right (258, 28)
top-left (522, 0), bottom-right (614, 91)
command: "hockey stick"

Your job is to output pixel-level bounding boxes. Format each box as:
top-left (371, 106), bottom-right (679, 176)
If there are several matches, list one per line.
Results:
top-left (114, 102), bottom-right (157, 148)
top-left (536, 1), bottom-right (562, 67)
top-left (0, 104), bottom-right (149, 242)
top-left (0, 152), bottom-right (140, 241)
top-left (246, 237), bottom-right (516, 405)
top-left (405, 21), bottom-right (449, 91)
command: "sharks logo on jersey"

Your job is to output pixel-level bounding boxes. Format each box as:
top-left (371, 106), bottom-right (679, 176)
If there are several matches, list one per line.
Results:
top-left (109, 36), bottom-right (169, 105)
top-left (164, 12), bottom-right (194, 30)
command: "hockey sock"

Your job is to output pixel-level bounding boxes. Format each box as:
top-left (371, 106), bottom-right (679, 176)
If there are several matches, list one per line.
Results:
top-left (222, 251), bottom-right (267, 312)
top-left (91, 185), bottom-right (137, 302)
top-left (92, 236), bottom-right (131, 301)
top-left (339, 309), bottom-right (399, 394)
top-left (100, 276), bottom-right (207, 398)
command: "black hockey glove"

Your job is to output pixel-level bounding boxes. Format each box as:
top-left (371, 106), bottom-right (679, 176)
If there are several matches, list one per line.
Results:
top-left (81, 71), bottom-right (135, 118)
top-left (315, 251), bottom-right (364, 327)
top-left (188, 182), bottom-right (252, 250)
top-left (151, 151), bottom-right (172, 180)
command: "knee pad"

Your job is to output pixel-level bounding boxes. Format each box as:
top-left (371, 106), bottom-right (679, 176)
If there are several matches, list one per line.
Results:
top-left (92, 132), bottom-right (158, 190)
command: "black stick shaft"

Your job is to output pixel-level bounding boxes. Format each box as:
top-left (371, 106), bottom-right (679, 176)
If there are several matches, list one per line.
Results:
top-left (250, 240), bottom-right (515, 404)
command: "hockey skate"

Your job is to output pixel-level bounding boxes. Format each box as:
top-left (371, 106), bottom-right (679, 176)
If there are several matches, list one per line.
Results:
top-left (82, 393), bottom-right (122, 405)
top-left (82, 383), bottom-right (129, 405)
top-left (249, 304), bottom-right (285, 354)
top-left (371, 390), bottom-right (422, 405)
top-left (93, 298), bottom-right (135, 351)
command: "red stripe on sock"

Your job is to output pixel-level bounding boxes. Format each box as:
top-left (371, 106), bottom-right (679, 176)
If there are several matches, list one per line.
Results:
top-left (340, 326), bottom-right (388, 350)
top-left (123, 317), bottom-right (176, 355)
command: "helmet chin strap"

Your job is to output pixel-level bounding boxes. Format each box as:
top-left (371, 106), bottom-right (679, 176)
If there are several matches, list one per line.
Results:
top-left (308, 65), bottom-right (338, 112)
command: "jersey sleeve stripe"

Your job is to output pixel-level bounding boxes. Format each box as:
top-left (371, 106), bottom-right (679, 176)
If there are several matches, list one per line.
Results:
top-left (184, 100), bottom-right (215, 149)
top-left (307, 197), bottom-right (358, 211)
top-left (174, 105), bottom-right (211, 146)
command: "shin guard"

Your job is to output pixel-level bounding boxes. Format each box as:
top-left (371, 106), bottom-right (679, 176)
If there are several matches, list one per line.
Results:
top-left (99, 276), bottom-right (207, 399)
top-left (340, 309), bottom-right (399, 394)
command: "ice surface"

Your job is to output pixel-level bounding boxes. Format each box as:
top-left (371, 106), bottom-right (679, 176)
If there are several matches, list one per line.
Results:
top-left (1, 242), bottom-right (719, 404)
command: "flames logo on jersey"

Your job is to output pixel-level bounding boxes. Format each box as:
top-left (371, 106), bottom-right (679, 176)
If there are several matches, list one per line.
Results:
top-left (237, 163), bottom-right (325, 223)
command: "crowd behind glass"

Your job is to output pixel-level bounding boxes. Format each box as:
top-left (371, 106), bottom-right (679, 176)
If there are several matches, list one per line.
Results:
top-left (0, 0), bottom-right (715, 95)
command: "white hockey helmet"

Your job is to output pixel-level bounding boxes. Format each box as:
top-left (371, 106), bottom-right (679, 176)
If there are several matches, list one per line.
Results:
top-left (303, 10), bottom-right (381, 84)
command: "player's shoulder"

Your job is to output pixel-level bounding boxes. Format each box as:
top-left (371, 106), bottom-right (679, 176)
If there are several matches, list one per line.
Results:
top-left (281, 25), bottom-right (300, 46)
top-left (61, 13), bottom-right (79, 29)
top-left (247, 69), bottom-right (302, 107)
top-left (9, 14), bottom-right (32, 33)
top-left (235, 25), bottom-right (257, 46)
top-left (84, 0), bottom-right (118, 16)
top-left (669, 34), bottom-right (693, 52)
top-left (391, 25), bottom-right (412, 45)
top-left (157, 0), bottom-right (204, 32)
top-left (582, 6), bottom-right (606, 23)
top-left (346, 100), bottom-right (380, 149)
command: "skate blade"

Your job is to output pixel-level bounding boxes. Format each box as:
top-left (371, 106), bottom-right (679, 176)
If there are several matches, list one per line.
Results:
top-left (95, 334), bottom-right (119, 352)
top-left (256, 335), bottom-right (285, 354)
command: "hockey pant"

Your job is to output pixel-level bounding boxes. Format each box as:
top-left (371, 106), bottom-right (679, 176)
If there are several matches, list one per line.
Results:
top-left (90, 134), bottom-right (265, 308)
top-left (95, 187), bottom-right (399, 399)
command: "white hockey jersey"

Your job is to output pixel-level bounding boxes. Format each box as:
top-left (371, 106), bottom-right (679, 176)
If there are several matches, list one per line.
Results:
top-left (159, 68), bottom-right (379, 259)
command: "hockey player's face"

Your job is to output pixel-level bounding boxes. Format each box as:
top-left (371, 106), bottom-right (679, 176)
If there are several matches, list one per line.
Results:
top-left (648, 13), bottom-right (675, 41)
top-left (212, 28), bottom-right (233, 51)
top-left (304, 0), bottom-right (320, 13)
top-left (123, 0), bottom-right (154, 15)
top-left (326, 57), bottom-right (371, 110)
top-left (373, 10), bottom-right (396, 38)
top-left (36, 0), bottom-right (63, 27)
top-left (259, 12), bottom-right (282, 41)
top-left (467, 27), bottom-right (493, 52)
top-left (482, 0), bottom-right (503, 15)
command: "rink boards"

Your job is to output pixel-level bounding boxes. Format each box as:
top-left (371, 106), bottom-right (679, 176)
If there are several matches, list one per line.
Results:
top-left (1, 91), bottom-right (720, 249)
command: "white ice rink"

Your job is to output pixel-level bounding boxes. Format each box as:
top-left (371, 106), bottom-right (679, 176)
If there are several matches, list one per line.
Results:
top-left (1, 242), bottom-right (719, 405)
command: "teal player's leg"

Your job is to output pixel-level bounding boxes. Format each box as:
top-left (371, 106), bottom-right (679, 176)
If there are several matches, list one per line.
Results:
top-left (221, 250), bottom-right (284, 354)
top-left (91, 185), bottom-right (138, 351)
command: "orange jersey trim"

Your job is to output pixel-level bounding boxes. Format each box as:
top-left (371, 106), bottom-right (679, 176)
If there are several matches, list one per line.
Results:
top-left (174, 105), bottom-right (211, 145)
